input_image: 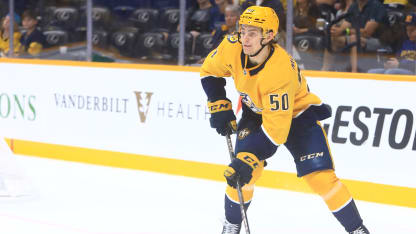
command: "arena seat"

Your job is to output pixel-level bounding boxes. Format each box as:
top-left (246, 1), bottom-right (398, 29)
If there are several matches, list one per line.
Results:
top-left (42, 28), bottom-right (69, 48)
top-left (128, 8), bottom-right (159, 32)
top-left (112, 5), bottom-right (135, 21)
top-left (387, 10), bottom-right (404, 27)
top-left (93, 30), bottom-right (110, 48)
top-left (76, 6), bottom-right (112, 30)
top-left (194, 33), bottom-right (215, 58)
top-left (46, 7), bottom-right (79, 30)
top-left (187, 9), bottom-right (211, 33)
top-left (111, 26), bottom-right (140, 57)
top-left (294, 33), bottom-right (325, 70)
top-left (159, 8), bottom-right (180, 32)
top-left (294, 34), bottom-right (324, 52)
top-left (167, 32), bottom-right (193, 60)
top-left (135, 32), bottom-right (167, 59)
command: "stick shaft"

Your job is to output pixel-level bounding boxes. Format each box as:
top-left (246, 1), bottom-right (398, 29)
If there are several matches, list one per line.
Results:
top-left (225, 135), bottom-right (251, 234)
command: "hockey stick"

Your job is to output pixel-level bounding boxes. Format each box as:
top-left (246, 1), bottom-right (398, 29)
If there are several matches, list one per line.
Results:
top-left (225, 134), bottom-right (251, 234)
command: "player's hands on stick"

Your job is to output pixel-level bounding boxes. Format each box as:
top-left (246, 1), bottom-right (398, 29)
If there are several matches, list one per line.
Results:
top-left (208, 99), bottom-right (237, 136)
top-left (224, 153), bottom-right (260, 188)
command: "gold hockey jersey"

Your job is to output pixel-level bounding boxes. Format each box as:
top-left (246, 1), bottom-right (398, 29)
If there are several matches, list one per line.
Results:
top-left (201, 35), bottom-right (322, 145)
top-left (0, 32), bottom-right (22, 55)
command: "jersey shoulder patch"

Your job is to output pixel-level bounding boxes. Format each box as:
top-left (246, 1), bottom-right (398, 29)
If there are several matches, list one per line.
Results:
top-left (227, 34), bottom-right (238, 44)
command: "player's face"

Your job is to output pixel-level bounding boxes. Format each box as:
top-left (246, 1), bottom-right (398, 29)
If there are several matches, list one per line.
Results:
top-left (240, 24), bottom-right (263, 56)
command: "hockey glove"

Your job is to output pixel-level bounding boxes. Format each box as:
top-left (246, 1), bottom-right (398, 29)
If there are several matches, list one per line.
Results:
top-left (208, 99), bottom-right (237, 136)
top-left (224, 153), bottom-right (260, 188)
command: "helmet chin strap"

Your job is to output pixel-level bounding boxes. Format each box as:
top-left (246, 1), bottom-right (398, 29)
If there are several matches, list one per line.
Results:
top-left (248, 38), bottom-right (267, 57)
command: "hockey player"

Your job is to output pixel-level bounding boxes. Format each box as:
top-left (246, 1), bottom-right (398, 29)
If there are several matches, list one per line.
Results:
top-left (200, 6), bottom-right (370, 234)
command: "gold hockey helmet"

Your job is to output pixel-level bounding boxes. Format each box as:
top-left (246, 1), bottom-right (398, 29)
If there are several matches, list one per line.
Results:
top-left (238, 6), bottom-right (279, 38)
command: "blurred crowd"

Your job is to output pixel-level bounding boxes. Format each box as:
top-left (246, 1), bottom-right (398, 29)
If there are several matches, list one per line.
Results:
top-left (0, 0), bottom-right (415, 74)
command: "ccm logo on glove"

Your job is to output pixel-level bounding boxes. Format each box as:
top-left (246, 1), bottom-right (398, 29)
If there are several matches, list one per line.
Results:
top-left (208, 99), bottom-right (233, 113)
top-left (207, 99), bottom-right (237, 136)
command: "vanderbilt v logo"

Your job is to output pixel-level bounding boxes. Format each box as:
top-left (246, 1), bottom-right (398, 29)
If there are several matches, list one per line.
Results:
top-left (134, 91), bottom-right (153, 123)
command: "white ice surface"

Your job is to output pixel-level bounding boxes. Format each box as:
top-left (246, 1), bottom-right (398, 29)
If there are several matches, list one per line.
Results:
top-left (0, 155), bottom-right (415, 234)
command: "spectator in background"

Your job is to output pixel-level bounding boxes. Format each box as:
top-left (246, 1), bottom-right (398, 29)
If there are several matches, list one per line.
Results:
top-left (316, 0), bottom-right (337, 23)
top-left (211, 4), bottom-right (241, 49)
top-left (186, 0), bottom-right (222, 36)
top-left (293, 0), bottom-right (321, 35)
top-left (20, 9), bottom-right (45, 56)
top-left (183, 0), bottom-right (223, 59)
top-left (378, 0), bottom-right (409, 52)
top-left (0, 14), bottom-right (22, 57)
top-left (368, 12), bottom-right (416, 74)
top-left (212, 0), bottom-right (229, 29)
top-left (196, 4), bottom-right (239, 64)
top-left (321, 0), bottom-right (387, 72)
top-left (334, 0), bottom-right (353, 19)
top-left (329, 0), bottom-right (353, 46)
top-left (382, 0), bottom-right (408, 10)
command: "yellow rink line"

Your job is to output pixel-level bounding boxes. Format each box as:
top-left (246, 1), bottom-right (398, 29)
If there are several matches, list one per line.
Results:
top-left (5, 138), bottom-right (416, 209)
top-left (1, 58), bottom-right (416, 82)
